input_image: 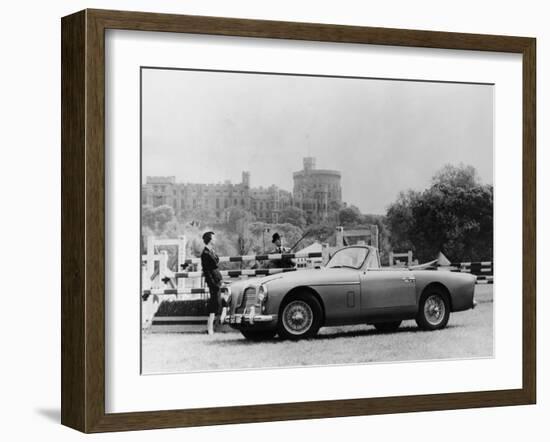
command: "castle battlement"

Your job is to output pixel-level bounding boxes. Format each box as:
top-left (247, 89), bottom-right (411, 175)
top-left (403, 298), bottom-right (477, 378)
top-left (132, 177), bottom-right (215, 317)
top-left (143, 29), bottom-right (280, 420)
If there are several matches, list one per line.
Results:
top-left (143, 158), bottom-right (342, 223)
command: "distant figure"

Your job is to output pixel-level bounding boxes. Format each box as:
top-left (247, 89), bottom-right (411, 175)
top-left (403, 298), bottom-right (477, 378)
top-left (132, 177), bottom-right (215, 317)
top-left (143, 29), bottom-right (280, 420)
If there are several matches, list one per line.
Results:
top-left (201, 231), bottom-right (222, 335)
top-left (270, 232), bottom-right (294, 269)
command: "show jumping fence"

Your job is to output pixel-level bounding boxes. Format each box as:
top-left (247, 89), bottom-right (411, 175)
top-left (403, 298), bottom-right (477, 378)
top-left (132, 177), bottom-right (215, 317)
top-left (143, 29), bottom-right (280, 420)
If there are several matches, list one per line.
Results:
top-left (179, 251), bottom-right (324, 266)
top-left (141, 235), bottom-right (326, 331)
top-left (389, 250), bottom-right (493, 284)
top-left (450, 261), bottom-right (494, 284)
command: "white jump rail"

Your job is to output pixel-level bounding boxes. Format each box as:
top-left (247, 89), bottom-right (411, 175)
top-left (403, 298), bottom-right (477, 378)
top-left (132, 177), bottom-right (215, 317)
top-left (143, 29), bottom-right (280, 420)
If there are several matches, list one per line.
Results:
top-left (175, 267), bottom-right (297, 279)
top-left (181, 251), bottom-right (322, 266)
top-left (449, 261), bottom-right (493, 284)
top-left (143, 287), bottom-right (208, 296)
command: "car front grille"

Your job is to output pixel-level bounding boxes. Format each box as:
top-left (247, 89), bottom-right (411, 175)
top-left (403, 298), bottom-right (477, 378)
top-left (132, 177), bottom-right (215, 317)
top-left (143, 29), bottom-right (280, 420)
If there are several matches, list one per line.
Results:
top-left (235, 287), bottom-right (257, 314)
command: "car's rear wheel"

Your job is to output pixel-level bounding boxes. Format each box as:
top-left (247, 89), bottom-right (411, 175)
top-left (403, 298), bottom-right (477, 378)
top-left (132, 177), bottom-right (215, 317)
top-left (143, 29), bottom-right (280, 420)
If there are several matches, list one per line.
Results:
top-left (415, 287), bottom-right (450, 330)
top-left (240, 330), bottom-right (277, 341)
top-left (278, 292), bottom-right (322, 340)
top-left (373, 320), bottom-right (402, 333)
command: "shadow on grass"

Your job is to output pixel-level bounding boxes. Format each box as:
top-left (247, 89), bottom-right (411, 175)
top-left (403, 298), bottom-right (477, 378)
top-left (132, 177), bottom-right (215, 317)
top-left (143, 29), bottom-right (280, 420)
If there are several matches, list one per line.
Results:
top-left (204, 323), bottom-right (459, 346)
top-left (317, 324), bottom-right (459, 340)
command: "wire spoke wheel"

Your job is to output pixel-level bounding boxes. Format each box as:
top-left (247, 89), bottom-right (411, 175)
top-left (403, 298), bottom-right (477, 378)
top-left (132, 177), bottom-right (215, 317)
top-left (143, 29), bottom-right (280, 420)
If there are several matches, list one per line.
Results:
top-left (278, 292), bottom-right (323, 340)
top-left (424, 294), bottom-right (446, 326)
top-left (416, 288), bottom-right (450, 331)
top-left (282, 300), bottom-right (314, 335)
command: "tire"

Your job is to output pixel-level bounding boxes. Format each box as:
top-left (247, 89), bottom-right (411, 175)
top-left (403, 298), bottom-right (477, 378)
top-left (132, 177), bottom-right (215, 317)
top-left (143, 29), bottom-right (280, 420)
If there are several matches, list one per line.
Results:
top-left (373, 320), bottom-right (402, 333)
top-left (415, 287), bottom-right (450, 331)
top-left (240, 330), bottom-right (277, 341)
top-left (278, 292), bottom-right (323, 340)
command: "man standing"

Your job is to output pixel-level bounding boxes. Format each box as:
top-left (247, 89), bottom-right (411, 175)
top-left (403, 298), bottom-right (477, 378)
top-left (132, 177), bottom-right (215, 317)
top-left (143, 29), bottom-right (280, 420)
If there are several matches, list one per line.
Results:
top-left (270, 232), bottom-right (294, 269)
top-left (201, 231), bottom-right (222, 335)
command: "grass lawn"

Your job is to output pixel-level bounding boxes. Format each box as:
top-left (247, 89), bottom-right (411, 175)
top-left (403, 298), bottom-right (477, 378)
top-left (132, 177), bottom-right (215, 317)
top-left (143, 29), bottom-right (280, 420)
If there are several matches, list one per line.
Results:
top-left (142, 285), bottom-right (493, 374)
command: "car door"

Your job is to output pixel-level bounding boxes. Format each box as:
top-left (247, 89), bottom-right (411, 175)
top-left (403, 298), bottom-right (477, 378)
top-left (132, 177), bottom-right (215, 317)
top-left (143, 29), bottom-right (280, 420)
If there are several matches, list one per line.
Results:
top-left (313, 270), bottom-right (363, 326)
top-left (360, 270), bottom-right (417, 318)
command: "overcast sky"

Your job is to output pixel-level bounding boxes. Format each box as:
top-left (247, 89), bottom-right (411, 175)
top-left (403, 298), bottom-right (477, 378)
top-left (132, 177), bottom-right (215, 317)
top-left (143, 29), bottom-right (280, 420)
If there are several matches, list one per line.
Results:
top-left (142, 68), bottom-right (493, 214)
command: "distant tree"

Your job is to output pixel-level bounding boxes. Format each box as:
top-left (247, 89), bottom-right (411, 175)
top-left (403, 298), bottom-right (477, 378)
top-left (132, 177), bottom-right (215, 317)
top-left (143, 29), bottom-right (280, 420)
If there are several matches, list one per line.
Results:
top-left (183, 207), bottom-right (216, 227)
top-left (432, 163), bottom-right (479, 189)
top-left (385, 191), bottom-right (418, 253)
top-left (153, 205), bottom-right (176, 232)
top-left (302, 223), bottom-right (336, 245)
top-left (278, 206), bottom-right (307, 228)
top-left (226, 208), bottom-right (255, 233)
top-left (141, 204), bottom-right (176, 235)
top-left (338, 206), bottom-right (363, 226)
top-left (385, 164), bottom-right (493, 262)
top-left (360, 214), bottom-right (391, 265)
top-left (141, 205), bottom-right (156, 231)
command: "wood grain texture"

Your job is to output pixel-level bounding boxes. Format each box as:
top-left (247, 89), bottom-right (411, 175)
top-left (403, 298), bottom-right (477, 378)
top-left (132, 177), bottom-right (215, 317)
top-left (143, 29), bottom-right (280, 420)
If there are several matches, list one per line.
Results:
top-left (61, 10), bottom-right (86, 431)
top-left (89, 8), bottom-right (533, 52)
top-left (522, 38), bottom-right (536, 403)
top-left (60, 8), bottom-right (537, 433)
top-left (85, 9), bottom-right (107, 433)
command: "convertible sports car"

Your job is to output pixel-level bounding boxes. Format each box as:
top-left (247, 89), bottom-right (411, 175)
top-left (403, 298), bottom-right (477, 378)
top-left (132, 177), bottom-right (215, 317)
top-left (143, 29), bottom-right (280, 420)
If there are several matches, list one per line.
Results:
top-left (223, 245), bottom-right (477, 341)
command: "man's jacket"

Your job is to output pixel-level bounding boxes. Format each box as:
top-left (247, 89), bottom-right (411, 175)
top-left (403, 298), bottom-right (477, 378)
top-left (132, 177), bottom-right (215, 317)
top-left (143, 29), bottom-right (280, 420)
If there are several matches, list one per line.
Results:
top-left (201, 247), bottom-right (222, 287)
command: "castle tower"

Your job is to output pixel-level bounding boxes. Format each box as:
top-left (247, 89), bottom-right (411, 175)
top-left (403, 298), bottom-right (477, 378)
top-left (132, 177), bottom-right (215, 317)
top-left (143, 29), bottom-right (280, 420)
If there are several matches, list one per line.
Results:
top-left (293, 157), bottom-right (342, 221)
top-left (242, 171), bottom-right (250, 189)
top-left (303, 157), bottom-right (316, 172)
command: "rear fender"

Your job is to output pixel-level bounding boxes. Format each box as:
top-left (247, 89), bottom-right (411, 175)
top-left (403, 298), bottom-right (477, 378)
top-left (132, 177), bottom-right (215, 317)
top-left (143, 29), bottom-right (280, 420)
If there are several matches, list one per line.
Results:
top-left (413, 270), bottom-right (476, 312)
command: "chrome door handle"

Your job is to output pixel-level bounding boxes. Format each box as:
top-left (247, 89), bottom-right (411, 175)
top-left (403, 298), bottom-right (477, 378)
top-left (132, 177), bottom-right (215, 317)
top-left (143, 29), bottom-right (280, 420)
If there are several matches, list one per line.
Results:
top-left (402, 276), bottom-right (416, 283)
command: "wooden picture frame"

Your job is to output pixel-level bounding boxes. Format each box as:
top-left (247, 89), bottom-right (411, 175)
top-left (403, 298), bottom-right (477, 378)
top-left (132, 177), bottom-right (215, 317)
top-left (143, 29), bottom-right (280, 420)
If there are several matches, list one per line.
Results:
top-left (61, 9), bottom-right (536, 433)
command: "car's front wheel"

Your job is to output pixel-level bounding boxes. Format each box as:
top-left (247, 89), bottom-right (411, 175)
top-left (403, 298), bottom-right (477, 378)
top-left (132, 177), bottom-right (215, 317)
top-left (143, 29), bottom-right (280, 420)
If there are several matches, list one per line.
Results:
top-left (415, 288), bottom-right (450, 330)
top-left (278, 292), bottom-right (322, 340)
top-left (240, 330), bottom-right (277, 341)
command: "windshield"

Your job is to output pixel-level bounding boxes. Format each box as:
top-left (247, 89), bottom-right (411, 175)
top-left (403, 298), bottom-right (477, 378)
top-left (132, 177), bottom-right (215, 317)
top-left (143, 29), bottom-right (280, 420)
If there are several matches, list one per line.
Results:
top-left (327, 247), bottom-right (369, 270)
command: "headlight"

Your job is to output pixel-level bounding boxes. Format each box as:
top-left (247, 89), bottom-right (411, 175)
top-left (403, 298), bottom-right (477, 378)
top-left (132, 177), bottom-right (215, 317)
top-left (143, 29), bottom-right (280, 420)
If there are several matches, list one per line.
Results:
top-left (257, 284), bottom-right (268, 303)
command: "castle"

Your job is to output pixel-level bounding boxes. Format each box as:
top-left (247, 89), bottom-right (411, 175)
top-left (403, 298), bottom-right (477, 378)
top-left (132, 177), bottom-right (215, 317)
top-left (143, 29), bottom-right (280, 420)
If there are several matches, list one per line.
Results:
top-left (142, 157), bottom-right (342, 224)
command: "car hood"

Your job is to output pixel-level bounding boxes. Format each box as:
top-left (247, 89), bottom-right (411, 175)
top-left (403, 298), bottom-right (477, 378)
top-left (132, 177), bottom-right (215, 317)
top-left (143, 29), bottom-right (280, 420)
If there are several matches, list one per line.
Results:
top-left (230, 267), bottom-right (360, 291)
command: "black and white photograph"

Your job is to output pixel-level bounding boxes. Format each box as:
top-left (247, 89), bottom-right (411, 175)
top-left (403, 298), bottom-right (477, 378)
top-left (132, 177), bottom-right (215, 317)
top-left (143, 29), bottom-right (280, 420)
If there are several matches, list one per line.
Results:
top-left (1, 0), bottom-right (544, 437)
top-left (140, 67), bottom-right (494, 374)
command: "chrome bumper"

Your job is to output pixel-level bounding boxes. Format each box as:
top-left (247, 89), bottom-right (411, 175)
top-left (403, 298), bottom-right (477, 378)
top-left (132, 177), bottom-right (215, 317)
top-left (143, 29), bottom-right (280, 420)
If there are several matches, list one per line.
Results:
top-left (224, 312), bottom-right (275, 325)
